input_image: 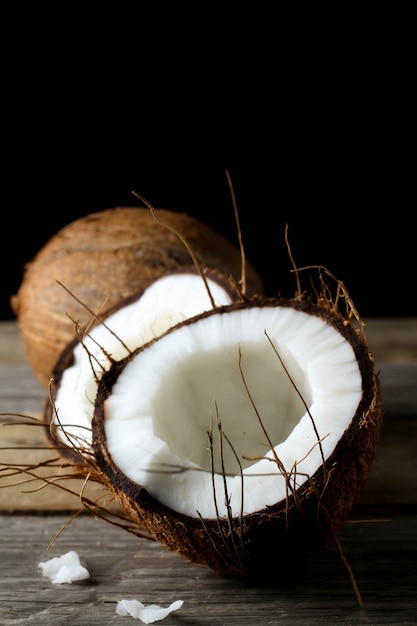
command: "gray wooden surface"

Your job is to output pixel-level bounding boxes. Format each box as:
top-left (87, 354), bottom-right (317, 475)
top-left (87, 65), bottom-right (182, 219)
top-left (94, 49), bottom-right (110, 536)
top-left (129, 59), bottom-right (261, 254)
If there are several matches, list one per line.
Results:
top-left (1, 319), bottom-right (416, 625)
top-left (1, 510), bottom-right (416, 625)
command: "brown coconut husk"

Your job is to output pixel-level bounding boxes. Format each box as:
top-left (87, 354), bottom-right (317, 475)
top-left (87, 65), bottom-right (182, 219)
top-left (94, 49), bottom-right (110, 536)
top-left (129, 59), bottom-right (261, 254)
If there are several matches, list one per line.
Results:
top-left (11, 207), bottom-right (264, 387)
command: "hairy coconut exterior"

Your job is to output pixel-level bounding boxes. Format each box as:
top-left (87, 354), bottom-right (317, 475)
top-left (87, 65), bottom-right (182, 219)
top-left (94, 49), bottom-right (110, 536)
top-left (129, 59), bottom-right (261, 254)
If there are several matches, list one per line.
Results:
top-left (92, 297), bottom-right (382, 580)
top-left (11, 207), bottom-right (263, 387)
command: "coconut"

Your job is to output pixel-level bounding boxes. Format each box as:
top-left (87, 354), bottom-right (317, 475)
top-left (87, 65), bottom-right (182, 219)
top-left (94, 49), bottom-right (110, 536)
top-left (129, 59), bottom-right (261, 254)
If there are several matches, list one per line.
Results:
top-left (87, 292), bottom-right (382, 580)
top-left (45, 266), bottom-right (243, 462)
top-left (11, 206), bottom-right (263, 387)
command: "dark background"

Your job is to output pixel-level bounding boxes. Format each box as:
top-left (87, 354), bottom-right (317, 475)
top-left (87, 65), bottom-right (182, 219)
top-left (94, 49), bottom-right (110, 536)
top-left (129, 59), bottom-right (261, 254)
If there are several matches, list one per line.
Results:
top-left (4, 158), bottom-right (414, 320)
top-left (2, 10), bottom-right (415, 320)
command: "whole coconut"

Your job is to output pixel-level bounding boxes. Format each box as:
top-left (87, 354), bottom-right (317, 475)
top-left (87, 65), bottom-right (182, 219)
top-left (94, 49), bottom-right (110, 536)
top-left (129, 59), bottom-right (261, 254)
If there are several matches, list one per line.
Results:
top-left (11, 207), bottom-right (264, 387)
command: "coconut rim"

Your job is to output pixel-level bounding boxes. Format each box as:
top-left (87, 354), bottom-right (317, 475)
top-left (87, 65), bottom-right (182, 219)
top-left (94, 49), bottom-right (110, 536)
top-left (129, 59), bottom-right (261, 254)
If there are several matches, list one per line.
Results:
top-left (92, 296), bottom-right (381, 522)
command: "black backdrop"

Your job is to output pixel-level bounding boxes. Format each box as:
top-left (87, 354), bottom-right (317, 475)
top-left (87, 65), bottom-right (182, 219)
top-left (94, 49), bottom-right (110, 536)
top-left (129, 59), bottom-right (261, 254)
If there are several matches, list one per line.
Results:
top-left (2, 11), bottom-right (415, 320)
top-left (3, 156), bottom-right (415, 320)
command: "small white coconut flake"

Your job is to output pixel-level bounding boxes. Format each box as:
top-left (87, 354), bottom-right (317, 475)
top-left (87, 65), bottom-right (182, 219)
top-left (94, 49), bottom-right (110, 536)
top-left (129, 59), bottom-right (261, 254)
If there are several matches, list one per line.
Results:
top-left (115, 599), bottom-right (184, 623)
top-left (38, 550), bottom-right (90, 584)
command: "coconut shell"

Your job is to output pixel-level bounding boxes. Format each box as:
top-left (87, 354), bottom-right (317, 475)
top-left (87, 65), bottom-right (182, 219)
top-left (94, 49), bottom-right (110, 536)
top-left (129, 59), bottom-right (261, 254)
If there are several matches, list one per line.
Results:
top-left (11, 207), bottom-right (264, 387)
top-left (91, 297), bottom-right (382, 580)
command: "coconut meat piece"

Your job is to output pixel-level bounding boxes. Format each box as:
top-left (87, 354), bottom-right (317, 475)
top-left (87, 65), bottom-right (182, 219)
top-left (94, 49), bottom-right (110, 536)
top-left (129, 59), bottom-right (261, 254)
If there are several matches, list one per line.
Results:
top-left (104, 305), bottom-right (363, 519)
top-left (38, 551), bottom-right (90, 584)
top-left (52, 271), bottom-right (236, 451)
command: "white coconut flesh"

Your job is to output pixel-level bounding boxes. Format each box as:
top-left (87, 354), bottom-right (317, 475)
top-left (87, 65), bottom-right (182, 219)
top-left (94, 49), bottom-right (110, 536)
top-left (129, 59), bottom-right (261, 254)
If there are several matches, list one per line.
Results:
top-left (52, 271), bottom-right (237, 451)
top-left (103, 305), bottom-right (363, 520)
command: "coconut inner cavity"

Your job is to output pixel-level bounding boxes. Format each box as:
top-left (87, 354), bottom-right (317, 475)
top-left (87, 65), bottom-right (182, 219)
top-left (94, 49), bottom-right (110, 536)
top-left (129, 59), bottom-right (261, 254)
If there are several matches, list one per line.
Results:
top-left (150, 342), bottom-right (310, 472)
top-left (103, 306), bottom-right (363, 519)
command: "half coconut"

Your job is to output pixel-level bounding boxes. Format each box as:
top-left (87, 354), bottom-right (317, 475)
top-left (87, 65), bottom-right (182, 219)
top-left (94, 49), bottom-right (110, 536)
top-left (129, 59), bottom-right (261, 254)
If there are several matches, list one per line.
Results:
top-left (91, 293), bottom-right (382, 579)
top-left (45, 266), bottom-right (243, 462)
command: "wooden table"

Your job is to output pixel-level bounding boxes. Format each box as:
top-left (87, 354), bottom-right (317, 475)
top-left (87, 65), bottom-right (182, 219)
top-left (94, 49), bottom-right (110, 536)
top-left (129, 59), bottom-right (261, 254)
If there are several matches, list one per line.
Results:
top-left (1, 319), bottom-right (416, 625)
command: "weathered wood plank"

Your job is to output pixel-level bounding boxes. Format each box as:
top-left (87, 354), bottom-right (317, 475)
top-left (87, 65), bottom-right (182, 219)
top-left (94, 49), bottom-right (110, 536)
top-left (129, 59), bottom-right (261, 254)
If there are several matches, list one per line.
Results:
top-left (1, 319), bottom-right (417, 512)
top-left (0, 511), bottom-right (416, 625)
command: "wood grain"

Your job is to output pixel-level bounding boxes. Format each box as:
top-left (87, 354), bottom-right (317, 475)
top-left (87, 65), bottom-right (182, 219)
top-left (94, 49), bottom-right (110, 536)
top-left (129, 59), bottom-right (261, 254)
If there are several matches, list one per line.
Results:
top-left (1, 319), bottom-right (416, 624)
top-left (1, 319), bottom-right (416, 511)
top-left (0, 510), bottom-right (416, 625)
